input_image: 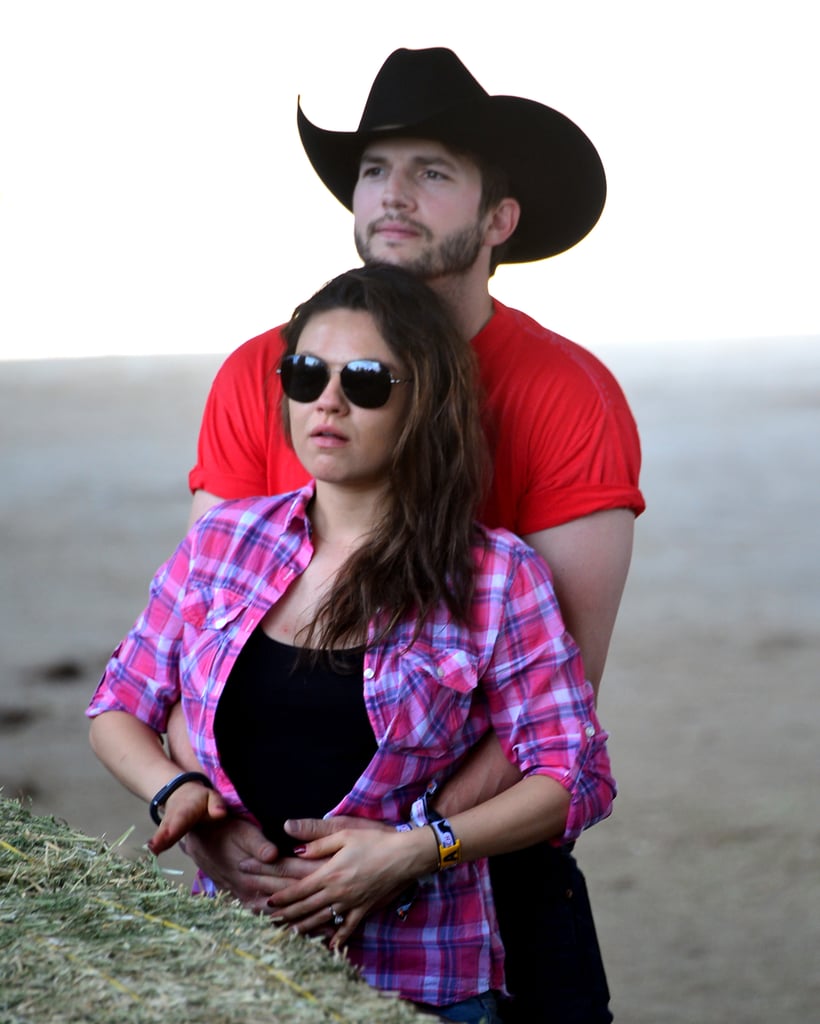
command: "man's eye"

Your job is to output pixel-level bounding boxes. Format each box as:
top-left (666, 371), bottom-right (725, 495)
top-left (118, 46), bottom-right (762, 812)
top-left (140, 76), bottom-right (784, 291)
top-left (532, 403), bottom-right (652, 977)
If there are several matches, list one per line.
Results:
top-left (360, 165), bottom-right (383, 179)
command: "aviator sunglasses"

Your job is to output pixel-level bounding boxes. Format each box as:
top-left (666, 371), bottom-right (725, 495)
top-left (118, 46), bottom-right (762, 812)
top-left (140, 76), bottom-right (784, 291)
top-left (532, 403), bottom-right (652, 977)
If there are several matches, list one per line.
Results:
top-left (277, 353), bottom-right (412, 409)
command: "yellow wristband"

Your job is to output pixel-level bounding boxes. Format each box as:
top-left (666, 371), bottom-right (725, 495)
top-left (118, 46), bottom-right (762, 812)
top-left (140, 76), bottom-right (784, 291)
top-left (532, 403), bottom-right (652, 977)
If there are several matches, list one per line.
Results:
top-left (428, 818), bottom-right (462, 871)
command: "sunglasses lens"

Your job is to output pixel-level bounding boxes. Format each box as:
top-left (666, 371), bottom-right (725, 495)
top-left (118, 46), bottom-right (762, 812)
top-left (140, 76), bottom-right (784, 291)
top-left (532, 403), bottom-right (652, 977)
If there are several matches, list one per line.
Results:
top-left (279, 355), bottom-right (397, 408)
top-left (279, 355), bottom-right (328, 402)
top-left (340, 360), bottom-right (393, 408)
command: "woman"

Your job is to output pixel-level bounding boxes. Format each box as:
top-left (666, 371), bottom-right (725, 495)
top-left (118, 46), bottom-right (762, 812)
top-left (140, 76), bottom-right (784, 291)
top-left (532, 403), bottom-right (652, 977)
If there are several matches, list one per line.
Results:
top-left (87, 264), bottom-right (615, 1023)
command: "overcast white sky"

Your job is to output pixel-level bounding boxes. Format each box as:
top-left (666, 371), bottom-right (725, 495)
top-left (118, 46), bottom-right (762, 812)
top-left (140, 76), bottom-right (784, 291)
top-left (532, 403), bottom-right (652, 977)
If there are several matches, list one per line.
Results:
top-left (1, 0), bottom-right (817, 360)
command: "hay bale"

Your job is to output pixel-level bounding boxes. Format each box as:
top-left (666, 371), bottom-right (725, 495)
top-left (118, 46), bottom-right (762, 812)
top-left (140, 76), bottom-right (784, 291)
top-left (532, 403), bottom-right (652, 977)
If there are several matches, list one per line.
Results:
top-left (0, 798), bottom-right (425, 1023)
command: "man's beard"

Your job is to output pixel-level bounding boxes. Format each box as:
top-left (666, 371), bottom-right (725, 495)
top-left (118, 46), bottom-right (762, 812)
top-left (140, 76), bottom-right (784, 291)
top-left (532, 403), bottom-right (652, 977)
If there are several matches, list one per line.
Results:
top-left (355, 218), bottom-right (485, 279)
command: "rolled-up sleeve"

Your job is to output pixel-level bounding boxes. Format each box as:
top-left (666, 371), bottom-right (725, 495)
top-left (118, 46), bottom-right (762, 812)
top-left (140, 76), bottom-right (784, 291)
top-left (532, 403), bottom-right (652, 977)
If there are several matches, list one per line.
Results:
top-left (480, 545), bottom-right (616, 842)
top-left (86, 538), bottom-right (193, 732)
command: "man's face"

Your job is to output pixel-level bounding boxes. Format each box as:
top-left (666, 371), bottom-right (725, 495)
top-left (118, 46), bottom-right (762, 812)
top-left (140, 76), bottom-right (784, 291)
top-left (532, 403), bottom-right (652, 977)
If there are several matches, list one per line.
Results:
top-left (352, 137), bottom-right (489, 279)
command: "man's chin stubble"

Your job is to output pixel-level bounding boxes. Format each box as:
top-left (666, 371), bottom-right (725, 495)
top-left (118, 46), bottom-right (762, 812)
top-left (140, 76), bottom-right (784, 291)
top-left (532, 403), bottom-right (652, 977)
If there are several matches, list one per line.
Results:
top-left (355, 226), bottom-right (484, 280)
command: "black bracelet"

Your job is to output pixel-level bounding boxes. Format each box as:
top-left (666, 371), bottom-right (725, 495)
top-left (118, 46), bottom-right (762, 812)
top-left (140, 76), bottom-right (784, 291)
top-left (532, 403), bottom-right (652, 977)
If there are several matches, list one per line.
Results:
top-left (149, 771), bottom-right (213, 825)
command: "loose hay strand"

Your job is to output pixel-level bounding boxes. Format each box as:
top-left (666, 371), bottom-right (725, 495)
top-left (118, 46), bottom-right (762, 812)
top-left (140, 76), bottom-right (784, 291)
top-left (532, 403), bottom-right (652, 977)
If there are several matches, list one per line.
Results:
top-left (0, 838), bottom-right (29, 859)
top-left (0, 797), bottom-right (425, 1024)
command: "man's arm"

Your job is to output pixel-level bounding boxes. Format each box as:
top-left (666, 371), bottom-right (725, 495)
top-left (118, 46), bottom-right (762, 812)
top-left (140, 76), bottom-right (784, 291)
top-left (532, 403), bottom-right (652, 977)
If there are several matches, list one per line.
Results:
top-left (188, 489), bottom-right (225, 529)
top-left (524, 507), bottom-right (634, 696)
top-left (425, 507), bottom-right (634, 818)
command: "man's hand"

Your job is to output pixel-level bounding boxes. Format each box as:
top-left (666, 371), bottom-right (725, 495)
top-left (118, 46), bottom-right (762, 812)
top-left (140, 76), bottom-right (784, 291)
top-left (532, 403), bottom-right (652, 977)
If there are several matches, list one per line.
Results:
top-left (181, 817), bottom-right (291, 914)
top-left (181, 815), bottom-right (395, 917)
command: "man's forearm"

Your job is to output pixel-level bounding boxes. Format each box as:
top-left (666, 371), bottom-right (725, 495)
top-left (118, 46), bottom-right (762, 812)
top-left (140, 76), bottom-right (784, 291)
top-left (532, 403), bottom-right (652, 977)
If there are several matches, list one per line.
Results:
top-left (431, 731), bottom-right (521, 818)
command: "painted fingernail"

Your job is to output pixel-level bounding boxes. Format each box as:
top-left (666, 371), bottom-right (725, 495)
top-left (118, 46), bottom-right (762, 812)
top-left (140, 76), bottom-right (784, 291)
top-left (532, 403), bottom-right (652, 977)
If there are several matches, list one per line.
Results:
top-left (293, 845), bottom-right (306, 855)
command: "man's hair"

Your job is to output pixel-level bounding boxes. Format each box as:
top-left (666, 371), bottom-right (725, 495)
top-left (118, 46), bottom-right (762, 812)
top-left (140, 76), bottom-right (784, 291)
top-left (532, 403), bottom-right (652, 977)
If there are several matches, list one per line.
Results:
top-left (280, 263), bottom-right (489, 656)
top-left (454, 146), bottom-right (514, 274)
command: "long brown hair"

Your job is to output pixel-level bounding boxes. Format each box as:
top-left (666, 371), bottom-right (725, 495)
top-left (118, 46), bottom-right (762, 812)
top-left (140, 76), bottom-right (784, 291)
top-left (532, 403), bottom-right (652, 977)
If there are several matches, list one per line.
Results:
top-left (280, 264), bottom-right (489, 653)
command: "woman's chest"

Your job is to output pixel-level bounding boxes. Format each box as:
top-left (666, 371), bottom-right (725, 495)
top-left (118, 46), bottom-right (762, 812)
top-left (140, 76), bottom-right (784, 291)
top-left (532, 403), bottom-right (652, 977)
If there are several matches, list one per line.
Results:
top-left (257, 549), bottom-right (344, 646)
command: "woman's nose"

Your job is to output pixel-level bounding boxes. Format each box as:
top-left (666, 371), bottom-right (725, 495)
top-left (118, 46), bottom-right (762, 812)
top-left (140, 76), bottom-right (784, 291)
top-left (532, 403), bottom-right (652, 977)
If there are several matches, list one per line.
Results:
top-left (315, 371), bottom-right (347, 411)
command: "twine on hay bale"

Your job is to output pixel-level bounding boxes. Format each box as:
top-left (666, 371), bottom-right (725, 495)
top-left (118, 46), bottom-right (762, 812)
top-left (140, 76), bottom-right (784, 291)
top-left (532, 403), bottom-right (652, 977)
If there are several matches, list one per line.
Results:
top-left (0, 798), bottom-right (425, 1023)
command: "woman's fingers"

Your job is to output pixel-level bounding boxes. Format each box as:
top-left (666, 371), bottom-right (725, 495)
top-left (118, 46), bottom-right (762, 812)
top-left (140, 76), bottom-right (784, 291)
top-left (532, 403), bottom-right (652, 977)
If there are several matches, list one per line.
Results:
top-left (274, 897), bottom-right (369, 949)
top-left (268, 876), bottom-right (334, 921)
top-left (285, 815), bottom-right (393, 842)
top-left (147, 785), bottom-right (220, 855)
top-left (267, 827), bottom-right (417, 933)
top-left (328, 906), bottom-right (368, 949)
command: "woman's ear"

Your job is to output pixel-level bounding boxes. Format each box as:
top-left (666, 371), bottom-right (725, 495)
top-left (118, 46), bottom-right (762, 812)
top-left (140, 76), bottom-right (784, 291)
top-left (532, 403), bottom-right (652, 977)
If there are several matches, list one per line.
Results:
top-left (483, 197), bottom-right (521, 248)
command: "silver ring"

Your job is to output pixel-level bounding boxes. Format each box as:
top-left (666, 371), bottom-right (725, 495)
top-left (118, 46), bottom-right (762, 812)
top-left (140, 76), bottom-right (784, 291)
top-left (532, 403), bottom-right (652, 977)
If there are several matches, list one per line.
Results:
top-left (329, 905), bottom-right (345, 926)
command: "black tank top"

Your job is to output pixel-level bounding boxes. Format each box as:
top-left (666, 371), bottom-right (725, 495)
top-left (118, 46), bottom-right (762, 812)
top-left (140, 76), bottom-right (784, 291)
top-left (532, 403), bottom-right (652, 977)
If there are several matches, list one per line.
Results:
top-left (214, 627), bottom-right (376, 854)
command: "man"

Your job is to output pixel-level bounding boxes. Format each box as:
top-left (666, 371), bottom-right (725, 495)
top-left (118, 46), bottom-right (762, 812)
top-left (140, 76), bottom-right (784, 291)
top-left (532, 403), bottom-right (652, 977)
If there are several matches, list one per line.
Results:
top-left (180, 48), bottom-right (644, 1022)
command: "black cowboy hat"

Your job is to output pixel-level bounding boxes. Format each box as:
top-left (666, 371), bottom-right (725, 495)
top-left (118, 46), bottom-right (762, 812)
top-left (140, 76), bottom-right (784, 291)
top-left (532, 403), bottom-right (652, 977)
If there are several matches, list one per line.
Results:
top-left (297, 47), bottom-right (607, 264)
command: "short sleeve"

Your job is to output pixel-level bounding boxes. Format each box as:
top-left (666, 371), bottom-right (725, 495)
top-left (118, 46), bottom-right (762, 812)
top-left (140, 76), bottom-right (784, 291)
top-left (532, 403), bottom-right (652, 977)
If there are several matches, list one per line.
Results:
top-left (188, 328), bottom-right (284, 499)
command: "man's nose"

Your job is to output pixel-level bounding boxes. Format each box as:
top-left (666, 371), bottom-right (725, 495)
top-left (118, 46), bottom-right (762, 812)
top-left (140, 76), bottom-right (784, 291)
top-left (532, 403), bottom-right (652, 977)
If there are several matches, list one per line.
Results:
top-left (382, 169), bottom-right (414, 210)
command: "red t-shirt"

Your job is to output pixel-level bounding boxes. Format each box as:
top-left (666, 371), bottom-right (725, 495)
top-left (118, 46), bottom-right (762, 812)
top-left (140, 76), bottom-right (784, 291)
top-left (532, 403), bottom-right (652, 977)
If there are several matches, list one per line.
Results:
top-left (189, 300), bottom-right (645, 534)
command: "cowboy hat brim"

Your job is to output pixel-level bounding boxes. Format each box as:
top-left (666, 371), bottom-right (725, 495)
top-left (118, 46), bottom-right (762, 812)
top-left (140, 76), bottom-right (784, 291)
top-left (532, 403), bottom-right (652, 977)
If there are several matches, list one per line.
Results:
top-left (297, 94), bottom-right (606, 263)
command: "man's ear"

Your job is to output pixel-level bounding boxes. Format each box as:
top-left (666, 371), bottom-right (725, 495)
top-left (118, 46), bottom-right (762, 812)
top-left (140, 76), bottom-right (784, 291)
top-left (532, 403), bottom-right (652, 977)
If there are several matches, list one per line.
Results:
top-left (483, 197), bottom-right (521, 247)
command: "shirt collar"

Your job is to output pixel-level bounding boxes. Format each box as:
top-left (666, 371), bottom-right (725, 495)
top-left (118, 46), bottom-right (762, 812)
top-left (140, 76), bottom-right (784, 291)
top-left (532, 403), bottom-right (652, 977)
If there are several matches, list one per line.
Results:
top-left (281, 480), bottom-right (317, 536)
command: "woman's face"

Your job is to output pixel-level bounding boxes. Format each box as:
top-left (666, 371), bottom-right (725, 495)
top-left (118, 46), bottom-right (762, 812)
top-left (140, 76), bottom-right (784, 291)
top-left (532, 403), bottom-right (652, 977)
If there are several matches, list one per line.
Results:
top-left (286, 308), bottom-right (412, 494)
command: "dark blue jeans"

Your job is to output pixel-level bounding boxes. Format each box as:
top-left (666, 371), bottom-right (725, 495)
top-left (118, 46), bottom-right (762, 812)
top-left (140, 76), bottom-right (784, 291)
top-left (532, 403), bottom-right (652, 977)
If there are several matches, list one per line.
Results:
top-left (489, 842), bottom-right (613, 1023)
top-left (415, 991), bottom-right (500, 1023)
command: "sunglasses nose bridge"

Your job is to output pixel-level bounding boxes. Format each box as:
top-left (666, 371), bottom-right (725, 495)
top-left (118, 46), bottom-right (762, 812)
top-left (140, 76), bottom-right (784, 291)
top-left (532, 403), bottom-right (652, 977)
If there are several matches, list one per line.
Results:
top-left (314, 364), bottom-right (349, 408)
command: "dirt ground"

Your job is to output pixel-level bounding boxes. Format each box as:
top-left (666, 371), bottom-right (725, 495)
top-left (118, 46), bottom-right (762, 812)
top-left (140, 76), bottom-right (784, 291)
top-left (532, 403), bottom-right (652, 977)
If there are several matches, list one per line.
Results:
top-left (2, 336), bottom-right (818, 1022)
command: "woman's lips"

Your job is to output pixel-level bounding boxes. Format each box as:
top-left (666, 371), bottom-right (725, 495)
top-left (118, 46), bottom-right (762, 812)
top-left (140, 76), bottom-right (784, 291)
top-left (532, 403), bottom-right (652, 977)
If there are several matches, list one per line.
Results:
top-left (310, 426), bottom-right (348, 447)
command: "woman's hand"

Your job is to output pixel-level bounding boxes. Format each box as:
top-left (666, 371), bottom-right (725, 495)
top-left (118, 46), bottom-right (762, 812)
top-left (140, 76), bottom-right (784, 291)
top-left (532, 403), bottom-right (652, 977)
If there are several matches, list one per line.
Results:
top-left (147, 783), bottom-right (228, 855)
top-left (267, 824), bottom-right (437, 949)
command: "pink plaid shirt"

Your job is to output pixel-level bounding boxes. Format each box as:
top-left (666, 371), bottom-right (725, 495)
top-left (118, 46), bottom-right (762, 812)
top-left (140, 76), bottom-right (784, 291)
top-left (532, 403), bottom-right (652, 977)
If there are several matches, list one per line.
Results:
top-left (88, 484), bottom-right (615, 1006)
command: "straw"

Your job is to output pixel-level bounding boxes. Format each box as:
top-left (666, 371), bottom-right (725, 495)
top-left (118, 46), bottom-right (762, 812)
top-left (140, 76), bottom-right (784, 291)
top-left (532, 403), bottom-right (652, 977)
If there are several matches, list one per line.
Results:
top-left (0, 798), bottom-right (425, 1023)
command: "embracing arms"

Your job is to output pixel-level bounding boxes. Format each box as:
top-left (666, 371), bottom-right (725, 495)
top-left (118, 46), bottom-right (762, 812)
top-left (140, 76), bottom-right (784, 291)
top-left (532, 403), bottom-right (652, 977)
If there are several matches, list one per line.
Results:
top-left (172, 502), bottom-right (632, 905)
top-left (267, 773), bottom-right (571, 948)
top-left (430, 507), bottom-right (633, 816)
